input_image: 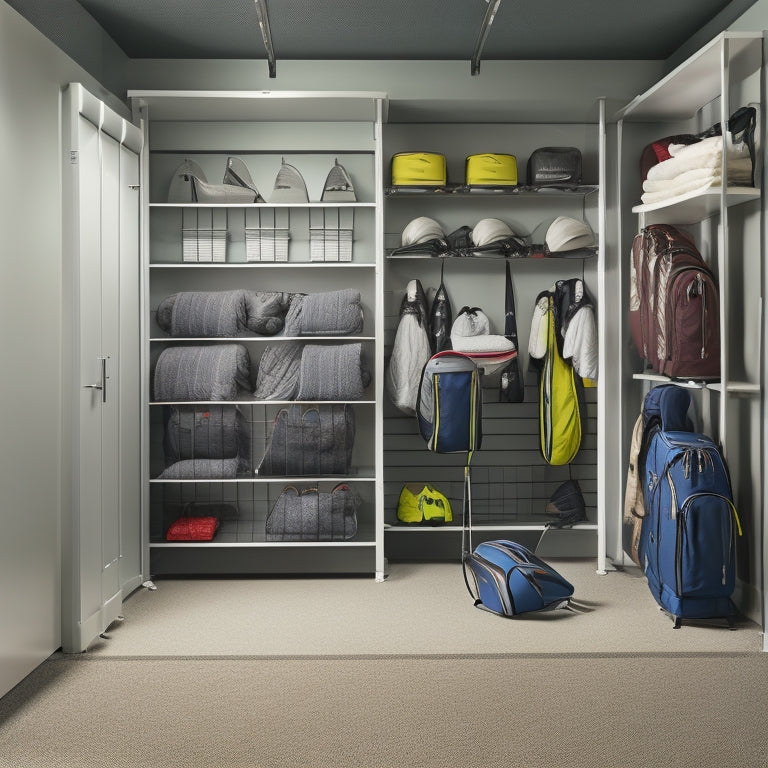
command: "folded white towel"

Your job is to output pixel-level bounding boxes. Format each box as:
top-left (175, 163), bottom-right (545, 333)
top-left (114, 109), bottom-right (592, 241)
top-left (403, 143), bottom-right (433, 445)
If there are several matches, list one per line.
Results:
top-left (643, 167), bottom-right (719, 194)
top-left (641, 175), bottom-right (720, 205)
top-left (646, 146), bottom-right (720, 182)
top-left (451, 333), bottom-right (515, 354)
top-left (648, 132), bottom-right (753, 186)
top-left (668, 135), bottom-right (720, 158)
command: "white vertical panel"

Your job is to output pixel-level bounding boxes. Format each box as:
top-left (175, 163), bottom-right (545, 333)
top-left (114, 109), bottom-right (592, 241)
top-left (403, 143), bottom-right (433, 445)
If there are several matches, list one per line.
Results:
top-left (118, 144), bottom-right (142, 595)
top-left (100, 132), bottom-right (121, 607)
top-left (76, 115), bottom-right (104, 630)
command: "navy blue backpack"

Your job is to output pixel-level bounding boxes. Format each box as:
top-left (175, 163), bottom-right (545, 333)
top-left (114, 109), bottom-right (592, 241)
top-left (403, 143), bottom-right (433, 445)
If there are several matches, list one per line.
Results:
top-left (464, 540), bottom-right (574, 617)
top-left (638, 386), bottom-right (742, 627)
top-left (417, 351), bottom-right (482, 454)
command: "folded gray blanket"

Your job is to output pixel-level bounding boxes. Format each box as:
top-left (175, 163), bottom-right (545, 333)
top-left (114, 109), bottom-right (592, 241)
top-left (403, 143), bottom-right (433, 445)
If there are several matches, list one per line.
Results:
top-left (156, 290), bottom-right (291, 337)
top-left (284, 289), bottom-right (363, 336)
top-left (157, 458), bottom-right (241, 480)
top-left (253, 343), bottom-right (302, 400)
top-left (164, 406), bottom-right (250, 465)
top-left (265, 484), bottom-right (358, 541)
top-left (154, 344), bottom-right (251, 401)
top-left (257, 404), bottom-right (355, 476)
top-left (297, 343), bottom-right (370, 401)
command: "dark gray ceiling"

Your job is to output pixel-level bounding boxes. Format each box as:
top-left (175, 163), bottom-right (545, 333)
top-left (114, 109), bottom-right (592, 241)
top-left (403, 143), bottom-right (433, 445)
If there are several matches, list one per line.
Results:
top-left (6, 0), bottom-right (761, 63)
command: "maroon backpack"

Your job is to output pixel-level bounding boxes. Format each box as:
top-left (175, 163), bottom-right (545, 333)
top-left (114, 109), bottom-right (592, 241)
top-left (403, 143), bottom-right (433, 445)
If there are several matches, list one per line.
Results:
top-left (629, 224), bottom-right (720, 379)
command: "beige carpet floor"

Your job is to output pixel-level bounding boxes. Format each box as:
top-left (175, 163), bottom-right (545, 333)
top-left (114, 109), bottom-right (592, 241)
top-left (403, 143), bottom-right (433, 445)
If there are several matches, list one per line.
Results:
top-left (87, 560), bottom-right (763, 656)
top-left (1, 653), bottom-right (767, 768)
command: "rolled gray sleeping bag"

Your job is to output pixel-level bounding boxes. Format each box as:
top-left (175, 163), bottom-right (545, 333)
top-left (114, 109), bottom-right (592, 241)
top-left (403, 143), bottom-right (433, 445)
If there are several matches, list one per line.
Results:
top-left (153, 344), bottom-right (251, 401)
top-left (283, 289), bottom-right (364, 336)
top-left (253, 343), bottom-right (303, 400)
top-left (297, 343), bottom-right (370, 401)
top-left (156, 289), bottom-right (291, 338)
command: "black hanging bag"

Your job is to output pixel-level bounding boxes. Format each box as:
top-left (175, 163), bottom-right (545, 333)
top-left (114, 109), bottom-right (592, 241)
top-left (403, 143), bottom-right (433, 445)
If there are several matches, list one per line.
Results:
top-left (429, 261), bottom-right (453, 354)
top-left (499, 262), bottom-right (525, 403)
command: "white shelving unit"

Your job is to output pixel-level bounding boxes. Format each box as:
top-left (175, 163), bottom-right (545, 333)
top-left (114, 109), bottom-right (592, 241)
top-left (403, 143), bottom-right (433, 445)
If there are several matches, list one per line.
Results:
top-left (130, 90), bottom-right (387, 579)
top-left (614, 32), bottom-right (764, 626)
top-left (381, 103), bottom-right (608, 573)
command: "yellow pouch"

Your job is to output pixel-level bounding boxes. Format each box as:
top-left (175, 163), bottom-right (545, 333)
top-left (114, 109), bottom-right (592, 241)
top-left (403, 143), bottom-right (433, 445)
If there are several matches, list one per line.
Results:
top-left (391, 152), bottom-right (447, 186)
top-left (465, 153), bottom-right (518, 186)
top-left (396, 483), bottom-right (453, 524)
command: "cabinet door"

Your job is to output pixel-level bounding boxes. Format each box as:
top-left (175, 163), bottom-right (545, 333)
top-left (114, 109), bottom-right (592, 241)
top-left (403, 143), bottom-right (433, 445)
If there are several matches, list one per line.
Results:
top-left (75, 114), bottom-right (114, 641)
top-left (64, 85), bottom-right (142, 652)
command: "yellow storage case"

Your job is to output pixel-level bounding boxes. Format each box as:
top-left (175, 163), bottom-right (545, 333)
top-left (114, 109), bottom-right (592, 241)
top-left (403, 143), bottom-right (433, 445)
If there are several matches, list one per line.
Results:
top-left (391, 152), bottom-right (447, 186)
top-left (465, 153), bottom-right (518, 187)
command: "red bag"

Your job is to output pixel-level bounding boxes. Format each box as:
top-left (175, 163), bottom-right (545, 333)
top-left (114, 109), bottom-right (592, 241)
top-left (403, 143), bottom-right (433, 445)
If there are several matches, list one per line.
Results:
top-left (639, 134), bottom-right (700, 182)
top-left (166, 516), bottom-right (220, 541)
top-left (629, 224), bottom-right (720, 379)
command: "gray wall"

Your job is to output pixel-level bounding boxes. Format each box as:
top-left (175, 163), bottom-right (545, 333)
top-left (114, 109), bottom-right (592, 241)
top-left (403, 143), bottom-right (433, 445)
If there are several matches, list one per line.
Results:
top-left (0, 1), bottom-right (129, 698)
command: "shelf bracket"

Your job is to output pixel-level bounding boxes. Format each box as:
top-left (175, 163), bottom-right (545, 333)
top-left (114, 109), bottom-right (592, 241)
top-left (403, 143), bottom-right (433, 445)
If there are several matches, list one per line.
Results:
top-left (471, 0), bottom-right (503, 76)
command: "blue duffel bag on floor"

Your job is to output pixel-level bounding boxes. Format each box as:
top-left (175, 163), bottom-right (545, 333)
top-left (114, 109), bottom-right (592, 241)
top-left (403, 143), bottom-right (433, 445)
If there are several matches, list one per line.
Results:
top-left (464, 540), bottom-right (574, 617)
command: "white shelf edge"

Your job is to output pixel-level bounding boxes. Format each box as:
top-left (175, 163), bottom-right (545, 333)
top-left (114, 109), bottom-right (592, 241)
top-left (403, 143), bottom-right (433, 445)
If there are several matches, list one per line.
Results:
top-left (385, 185), bottom-right (599, 198)
top-left (149, 540), bottom-right (376, 548)
top-left (631, 186), bottom-right (759, 218)
top-left (149, 262), bottom-right (375, 268)
top-left (150, 202), bottom-right (376, 209)
top-left (149, 399), bottom-right (377, 406)
top-left (385, 253), bottom-right (596, 261)
top-left (149, 336), bottom-right (376, 342)
top-left (384, 524), bottom-right (599, 532)
top-left (150, 476), bottom-right (376, 484)
top-left (129, 88), bottom-right (388, 101)
top-left (707, 381), bottom-right (761, 395)
top-left (631, 373), bottom-right (760, 395)
top-left (632, 373), bottom-right (709, 389)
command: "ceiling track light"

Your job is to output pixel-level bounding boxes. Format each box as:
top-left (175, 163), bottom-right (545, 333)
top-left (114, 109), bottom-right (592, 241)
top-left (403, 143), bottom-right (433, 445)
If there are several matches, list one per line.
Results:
top-left (471, 0), bottom-right (502, 76)
top-left (254, 0), bottom-right (276, 78)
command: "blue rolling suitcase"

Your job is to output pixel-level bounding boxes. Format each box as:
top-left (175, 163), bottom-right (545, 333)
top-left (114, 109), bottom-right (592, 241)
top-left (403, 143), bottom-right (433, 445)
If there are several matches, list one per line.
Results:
top-left (640, 428), bottom-right (742, 627)
top-left (464, 540), bottom-right (574, 617)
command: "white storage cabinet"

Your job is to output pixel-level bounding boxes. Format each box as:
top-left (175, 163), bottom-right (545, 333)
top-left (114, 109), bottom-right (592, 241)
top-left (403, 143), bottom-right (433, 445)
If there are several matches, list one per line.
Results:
top-left (129, 91), bottom-right (387, 579)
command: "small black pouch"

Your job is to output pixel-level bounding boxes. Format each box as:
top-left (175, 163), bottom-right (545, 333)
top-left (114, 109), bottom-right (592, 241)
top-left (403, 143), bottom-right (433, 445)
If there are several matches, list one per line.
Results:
top-left (527, 147), bottom-right (582, 187)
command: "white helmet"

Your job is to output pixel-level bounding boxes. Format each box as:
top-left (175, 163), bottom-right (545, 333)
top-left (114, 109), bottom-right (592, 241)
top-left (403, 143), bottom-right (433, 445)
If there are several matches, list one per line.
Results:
top-left (401, 217), bottom-right (445, 247)
top-left (471, 218), bottom-right (515, 247)
top-left (545, 216), bottom-right (596, 253)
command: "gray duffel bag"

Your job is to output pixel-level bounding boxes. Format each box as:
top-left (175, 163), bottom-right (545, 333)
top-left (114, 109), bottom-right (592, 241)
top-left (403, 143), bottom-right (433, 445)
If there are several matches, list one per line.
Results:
top-left (164, 405), bottom-right (251, 464)
top-left (265, 483), bottom-right (359, 541)
top-left (257, 404), bottom-right (355, 476)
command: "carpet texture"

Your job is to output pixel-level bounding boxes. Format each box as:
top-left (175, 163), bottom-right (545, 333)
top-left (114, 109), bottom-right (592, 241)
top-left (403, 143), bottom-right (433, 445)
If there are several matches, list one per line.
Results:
top-left (0, 654), bottom-right (767, 768)
top-left (86, 560), bottom-right (762, 657)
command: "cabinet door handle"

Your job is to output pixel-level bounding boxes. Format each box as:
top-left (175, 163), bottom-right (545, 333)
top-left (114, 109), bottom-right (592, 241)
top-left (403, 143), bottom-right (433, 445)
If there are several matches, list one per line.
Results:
top-left (83, 357), bottom-right (107, 403)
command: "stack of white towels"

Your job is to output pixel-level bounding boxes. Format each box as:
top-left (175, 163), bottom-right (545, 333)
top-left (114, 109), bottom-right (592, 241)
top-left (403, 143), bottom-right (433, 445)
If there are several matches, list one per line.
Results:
top-left (640, 133), bottom-right (753, 205)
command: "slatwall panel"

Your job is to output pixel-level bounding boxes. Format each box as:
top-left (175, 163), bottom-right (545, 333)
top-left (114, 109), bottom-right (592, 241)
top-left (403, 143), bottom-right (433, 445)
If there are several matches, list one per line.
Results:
top-left (382, 122), bottom-right (601, 559)
top-left (383, 331), bottom-right (598, 528)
